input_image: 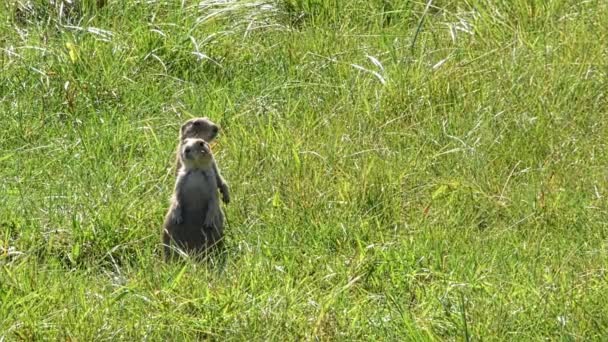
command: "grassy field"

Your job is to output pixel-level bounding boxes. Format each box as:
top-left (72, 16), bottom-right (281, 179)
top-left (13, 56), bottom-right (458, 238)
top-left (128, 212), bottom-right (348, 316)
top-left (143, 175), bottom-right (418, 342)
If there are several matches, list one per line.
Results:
top-left (1, 0), bottom-right (607, 339)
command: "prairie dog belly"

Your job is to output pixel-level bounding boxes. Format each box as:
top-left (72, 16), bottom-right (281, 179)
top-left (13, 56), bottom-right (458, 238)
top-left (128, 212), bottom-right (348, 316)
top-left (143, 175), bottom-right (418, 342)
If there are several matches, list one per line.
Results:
top-left (180, 170), bottom-right (218, 223)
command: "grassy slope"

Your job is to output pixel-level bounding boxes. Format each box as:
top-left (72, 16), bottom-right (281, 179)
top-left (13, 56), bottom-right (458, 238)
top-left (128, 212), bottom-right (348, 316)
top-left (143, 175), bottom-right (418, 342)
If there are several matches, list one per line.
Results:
top-left (1, 0), bottom-right (607, 339)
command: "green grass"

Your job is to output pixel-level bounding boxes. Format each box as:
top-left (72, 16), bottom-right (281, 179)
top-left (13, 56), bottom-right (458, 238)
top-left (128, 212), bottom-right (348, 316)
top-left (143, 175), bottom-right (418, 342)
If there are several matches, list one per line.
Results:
top-left (1, 0), bottom-right (607, 339)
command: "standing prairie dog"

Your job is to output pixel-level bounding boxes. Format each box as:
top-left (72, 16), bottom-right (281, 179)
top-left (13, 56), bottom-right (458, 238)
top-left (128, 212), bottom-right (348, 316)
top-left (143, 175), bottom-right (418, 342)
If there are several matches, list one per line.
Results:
top-left (175, 117), bottom-right (230, 204)
top-left (163, 138), bottom-right (224, 260)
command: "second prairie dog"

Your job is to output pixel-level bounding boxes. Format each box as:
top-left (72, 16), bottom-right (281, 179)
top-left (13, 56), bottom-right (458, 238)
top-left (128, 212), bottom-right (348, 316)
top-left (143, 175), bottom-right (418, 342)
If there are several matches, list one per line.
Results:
top-left (175, 117), bottom-right (230, 204)
top-left (163, 138), bottom-right (224, 259)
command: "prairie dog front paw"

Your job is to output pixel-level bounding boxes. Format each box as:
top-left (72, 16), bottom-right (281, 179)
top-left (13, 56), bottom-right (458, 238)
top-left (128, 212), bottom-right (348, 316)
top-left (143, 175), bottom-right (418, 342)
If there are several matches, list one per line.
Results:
top-left (221, 185), bottom-right (230, 204)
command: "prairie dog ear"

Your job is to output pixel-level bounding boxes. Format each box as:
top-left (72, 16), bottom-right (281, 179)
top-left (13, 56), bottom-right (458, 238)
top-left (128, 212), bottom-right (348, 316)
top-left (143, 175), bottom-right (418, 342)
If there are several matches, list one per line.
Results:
top-left (180, 120), bottom-right (191, 136)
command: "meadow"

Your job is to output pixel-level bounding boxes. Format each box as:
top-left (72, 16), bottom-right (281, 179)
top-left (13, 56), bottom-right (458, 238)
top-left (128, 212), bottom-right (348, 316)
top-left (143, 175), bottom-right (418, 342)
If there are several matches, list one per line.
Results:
top-left (1, 0), bottom-right (607, 339)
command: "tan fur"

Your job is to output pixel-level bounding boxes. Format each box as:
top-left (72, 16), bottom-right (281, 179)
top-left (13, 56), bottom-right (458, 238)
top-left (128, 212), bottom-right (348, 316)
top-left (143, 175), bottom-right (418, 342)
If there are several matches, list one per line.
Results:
top-left (163, 138), bottom-right (224, 260)
top-left (174, 117), bottom-right (230, 204)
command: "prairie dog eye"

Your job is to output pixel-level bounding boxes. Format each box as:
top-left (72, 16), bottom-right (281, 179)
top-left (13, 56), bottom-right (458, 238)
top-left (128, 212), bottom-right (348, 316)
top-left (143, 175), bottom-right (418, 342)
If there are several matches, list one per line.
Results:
top-left (198, 141), bottom-right (204, 147)
top-left (193, 121), bottom-right (201, 127)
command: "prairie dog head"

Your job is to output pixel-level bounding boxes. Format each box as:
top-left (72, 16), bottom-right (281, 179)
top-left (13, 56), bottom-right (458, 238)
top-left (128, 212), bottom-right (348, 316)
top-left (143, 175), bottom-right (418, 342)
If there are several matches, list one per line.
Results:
top-left (180, 138), bottom-right (214, 170)
top-left (180, 117), bottom-right (220, 142)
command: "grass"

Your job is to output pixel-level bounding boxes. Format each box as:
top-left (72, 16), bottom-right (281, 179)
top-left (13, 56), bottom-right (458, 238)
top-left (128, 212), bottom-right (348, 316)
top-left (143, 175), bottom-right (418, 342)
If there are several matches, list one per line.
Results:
top-left (1, 0), bottom-right (607, 339)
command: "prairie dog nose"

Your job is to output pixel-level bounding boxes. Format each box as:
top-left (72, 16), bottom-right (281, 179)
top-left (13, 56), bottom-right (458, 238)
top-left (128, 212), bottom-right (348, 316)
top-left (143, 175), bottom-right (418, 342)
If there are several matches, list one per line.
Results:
top-left (184, 147), bottom-right (192, 159)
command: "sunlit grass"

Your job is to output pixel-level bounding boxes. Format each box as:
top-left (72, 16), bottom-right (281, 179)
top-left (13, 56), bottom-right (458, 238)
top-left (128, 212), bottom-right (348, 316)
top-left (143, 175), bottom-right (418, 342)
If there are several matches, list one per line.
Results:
top-left (1, 0), bottom-right (607, 339)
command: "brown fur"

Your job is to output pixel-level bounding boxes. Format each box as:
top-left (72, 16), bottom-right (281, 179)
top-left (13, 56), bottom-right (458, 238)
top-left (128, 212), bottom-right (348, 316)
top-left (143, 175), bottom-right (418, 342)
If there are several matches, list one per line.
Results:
top-left (174, 117), bottom-right (230, 204)
top-left (163, 138), bottom-right (224, 260)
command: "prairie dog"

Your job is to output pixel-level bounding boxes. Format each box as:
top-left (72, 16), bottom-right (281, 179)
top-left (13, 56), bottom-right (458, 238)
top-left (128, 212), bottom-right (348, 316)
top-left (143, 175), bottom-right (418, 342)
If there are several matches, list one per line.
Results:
top-left (175, 117), bottom-right (230, 204)
top-left (163, 138), bottom-right (224, 260)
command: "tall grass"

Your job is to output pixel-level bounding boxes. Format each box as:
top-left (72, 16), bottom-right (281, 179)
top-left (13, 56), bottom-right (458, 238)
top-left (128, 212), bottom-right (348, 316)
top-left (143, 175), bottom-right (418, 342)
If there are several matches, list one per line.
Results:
top-left (1, 0), bottom-right (607, 339)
